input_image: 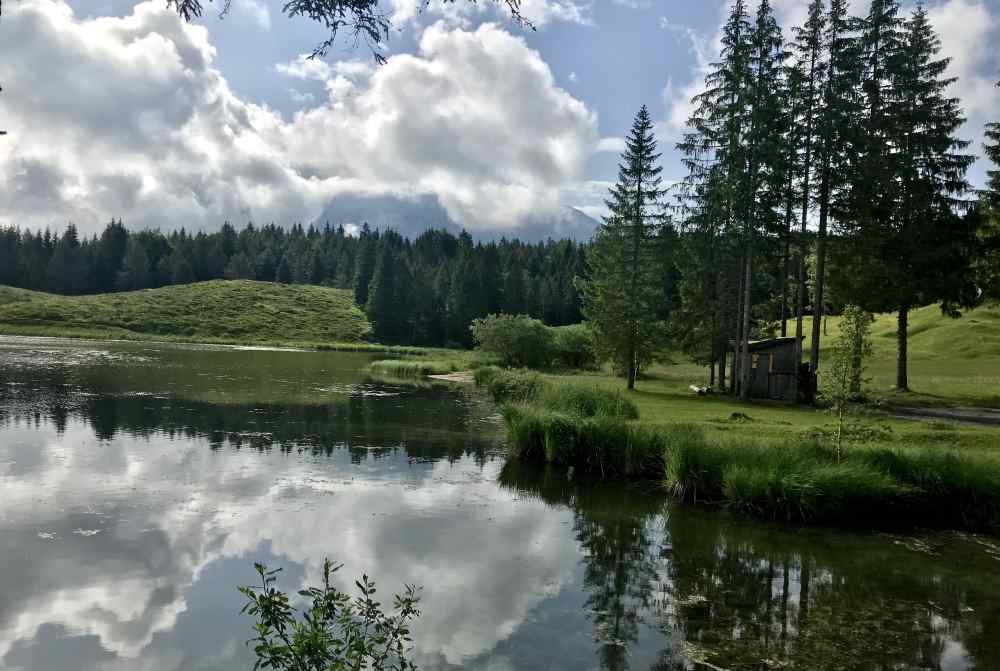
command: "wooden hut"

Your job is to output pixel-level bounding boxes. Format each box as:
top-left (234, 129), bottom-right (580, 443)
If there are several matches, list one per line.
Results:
top-left (736, 337), bottom-right (802, 402)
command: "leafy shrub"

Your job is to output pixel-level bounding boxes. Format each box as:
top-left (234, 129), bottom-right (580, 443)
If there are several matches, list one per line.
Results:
top-left (471, 313), bottom-right (553, 368)
top-left (240, 559), bottom-right (421, 671)
top-left (550, 324), bottom-right (598, 368)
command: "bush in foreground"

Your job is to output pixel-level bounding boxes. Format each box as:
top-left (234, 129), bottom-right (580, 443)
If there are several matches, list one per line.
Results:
top-left (240, 559), bottom-right (420, 671)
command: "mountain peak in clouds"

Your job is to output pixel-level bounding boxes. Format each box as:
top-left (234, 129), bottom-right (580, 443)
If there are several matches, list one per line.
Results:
top-left (315, 192), bottom-right (599, 242)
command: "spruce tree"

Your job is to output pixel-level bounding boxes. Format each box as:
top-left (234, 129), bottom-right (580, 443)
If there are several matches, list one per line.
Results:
top-left (676, 0), bottom-right (753, 391)
top-left (353, 223), bottom-right (377, 307)
top-left (366, 232), bottom-right (412, 344)
top-left (985, 80), bottom-right (1000, 212)
top-left (836, 2), bottom-right (976, 391)
top-left (736, 0), bottom-right (787, 399)
top-left (810, 0), bottom-right (860, 374)
top-left (578, 106), bottom-right (667, 390)
top-left (787, 0), bottom-right (827, 369)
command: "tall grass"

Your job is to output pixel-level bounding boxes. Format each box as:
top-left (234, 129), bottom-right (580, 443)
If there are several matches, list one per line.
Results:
top-left (368, 359), bottom-right (459, 378)
top-left (474, 367), bottom-right (546, 403)
top-left (659, 425), bottom-right (1000, 531)
top-left (538, 383), bottom-right (639, 419)
top-left (502, 404), bottom-right (666, 478)
top-left (474, 366), bottom-right (639, 419)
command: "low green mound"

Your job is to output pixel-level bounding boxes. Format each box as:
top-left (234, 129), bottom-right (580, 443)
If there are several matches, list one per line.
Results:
top-left (0, 280), bottom-right (372, 345)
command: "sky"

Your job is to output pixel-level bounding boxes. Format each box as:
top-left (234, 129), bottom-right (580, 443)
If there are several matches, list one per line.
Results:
top-left (0, 0), bottom-right (998, 237)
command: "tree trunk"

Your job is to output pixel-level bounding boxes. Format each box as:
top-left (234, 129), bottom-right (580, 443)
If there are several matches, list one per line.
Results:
top-left (810, 182), bottom-right (829, 374)
top-left (733, 256), bottom-right (745, 397)
top-left (739, 251), bottom-right (753, 401)
top-left (710, 358), bottom-right (716, 387)
top-left (780, 191), bottom-right (793, 338)
top-left (798, 557), bottom-right (811, 632)
top-left (719, 350), bottom-right (727, 393)
top-left (896, 306), bottom-right (909, 391)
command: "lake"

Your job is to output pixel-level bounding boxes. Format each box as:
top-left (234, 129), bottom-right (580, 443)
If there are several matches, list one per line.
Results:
top-left (1, 337), bottom-right (998, 671)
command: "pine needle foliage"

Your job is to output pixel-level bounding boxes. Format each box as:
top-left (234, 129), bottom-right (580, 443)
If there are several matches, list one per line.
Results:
top-left (578, 106), bottom-right (669, 389)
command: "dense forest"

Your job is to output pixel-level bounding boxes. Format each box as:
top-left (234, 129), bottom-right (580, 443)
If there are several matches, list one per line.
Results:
top-left (0, 221), bottom-right (587, 347)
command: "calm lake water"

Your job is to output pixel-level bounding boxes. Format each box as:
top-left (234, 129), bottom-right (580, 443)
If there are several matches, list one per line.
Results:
top-left (1, 336), bottom-right (999, 671)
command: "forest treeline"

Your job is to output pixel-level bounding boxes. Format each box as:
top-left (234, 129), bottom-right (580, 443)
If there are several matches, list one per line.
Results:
top-left (0, 221), bottom-right (587, 347)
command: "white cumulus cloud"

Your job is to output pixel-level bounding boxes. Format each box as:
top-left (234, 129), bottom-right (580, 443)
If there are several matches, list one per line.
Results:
top-left (0, 0), bottom-right (599, 235)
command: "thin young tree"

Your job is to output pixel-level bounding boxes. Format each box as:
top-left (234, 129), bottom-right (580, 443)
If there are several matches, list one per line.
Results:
top-left (578, 106), bottom-right (667, 390)
top-left (823, 304), bottom-right (873, 460)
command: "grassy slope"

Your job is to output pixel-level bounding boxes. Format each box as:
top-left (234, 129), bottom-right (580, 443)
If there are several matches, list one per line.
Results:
top-left (0, 280), bottom-right (374, 346)
top-left (804, 304), bottom-right (1000, 406)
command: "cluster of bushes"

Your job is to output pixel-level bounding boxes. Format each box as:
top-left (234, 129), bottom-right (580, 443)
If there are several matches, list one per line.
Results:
top-left (470, 314), bottom-right (597, 370)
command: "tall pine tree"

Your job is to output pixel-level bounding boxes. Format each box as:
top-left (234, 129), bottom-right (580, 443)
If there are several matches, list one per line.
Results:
top-left (836, 1), bottom-right (976, 390)
top-left (676, 0), bottom-right (753, 392)
top-left (810, 0), bottom-right (861, 374)
top-left (787, 0), bottom-right (827, 371)
top-left (578, 106), bottom-right (667, 389)
top-left (985, 80), bottom-right (1000, 212)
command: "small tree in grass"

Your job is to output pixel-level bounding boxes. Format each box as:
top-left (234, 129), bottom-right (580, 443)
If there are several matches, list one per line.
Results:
top-left (823, 304), bottom-right (873, 459)
top-left (240, 559), bottom-right (421, 671)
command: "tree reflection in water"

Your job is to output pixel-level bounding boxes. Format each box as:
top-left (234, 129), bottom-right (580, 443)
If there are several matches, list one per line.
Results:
top-left (499, 462), bottom-right (1000, 671)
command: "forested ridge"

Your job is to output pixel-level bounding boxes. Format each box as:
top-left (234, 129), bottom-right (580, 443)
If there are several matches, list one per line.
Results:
top-left (0, 221), bottom-right (587, 347)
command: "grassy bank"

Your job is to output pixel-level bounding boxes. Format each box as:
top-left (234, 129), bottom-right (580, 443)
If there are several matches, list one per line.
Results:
top-left (482, 368), bottom-right (1000, 533)
top-left (0, 281), bottom-right (381, 349)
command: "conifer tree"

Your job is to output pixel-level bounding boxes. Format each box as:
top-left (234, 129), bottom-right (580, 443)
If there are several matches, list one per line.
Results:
top-left (676, 0), bottom-right (753, 391)
top-left (986, 80), bottom-right (1000, 212)
top-left (736, 0), bottom-right (787, 399)
top-left (810, 0), bottom-right (860, 374)
top-left (787, 0), bottom-right (827, 367)
top-left (578, 106), bottom-right (667, 389)
top-left (353, 223), bottom-right (377, 307)
top-left (836, 2), bottom-right (976, 390)
top-left (366, 232), bottom-right (412, 344)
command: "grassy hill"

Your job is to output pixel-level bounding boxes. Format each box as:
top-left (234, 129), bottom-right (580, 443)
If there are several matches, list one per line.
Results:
top-left (804, 303), bottom-right (1000, 405)
top-left (0, 280), bottom-right (373, 347)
